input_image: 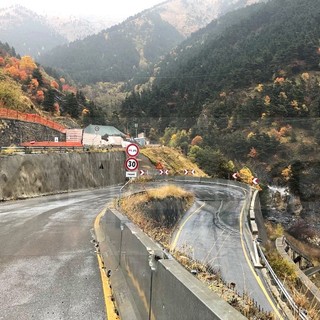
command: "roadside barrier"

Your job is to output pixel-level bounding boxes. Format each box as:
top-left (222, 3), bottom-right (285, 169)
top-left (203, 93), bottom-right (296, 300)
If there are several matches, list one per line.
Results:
top-left (96, 207), bottom-right (247, 320)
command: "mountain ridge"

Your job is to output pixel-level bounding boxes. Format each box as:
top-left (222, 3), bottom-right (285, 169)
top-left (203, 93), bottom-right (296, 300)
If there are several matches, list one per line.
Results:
top-left (0, 5), bottom-right (116, 57)
top-left (38, 0), bottom-right (262, 84)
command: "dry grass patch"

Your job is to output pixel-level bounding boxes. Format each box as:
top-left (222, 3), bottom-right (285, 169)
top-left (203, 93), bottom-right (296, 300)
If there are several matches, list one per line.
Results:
top-left (120, 185), bottom-right (194, 248)
top-left (141, 146), bottom-right (208, 177)
top-left (146, 185), bottom-right (193, 200)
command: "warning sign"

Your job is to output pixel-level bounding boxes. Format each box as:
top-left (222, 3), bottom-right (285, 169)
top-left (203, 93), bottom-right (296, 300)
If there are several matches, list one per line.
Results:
top-left (155, 162), bottom-right (163, 170)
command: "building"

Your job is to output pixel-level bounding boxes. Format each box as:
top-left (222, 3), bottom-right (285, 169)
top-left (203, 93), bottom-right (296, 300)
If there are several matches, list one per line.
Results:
top-left (66, 129), bottom-right (83, 143)
top-left (82, 124), bottom-right (126, 147)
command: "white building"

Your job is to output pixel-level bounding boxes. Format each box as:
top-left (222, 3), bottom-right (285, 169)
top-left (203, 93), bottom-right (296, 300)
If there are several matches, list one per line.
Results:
top-left (83, 124), bottom-right (126, 147)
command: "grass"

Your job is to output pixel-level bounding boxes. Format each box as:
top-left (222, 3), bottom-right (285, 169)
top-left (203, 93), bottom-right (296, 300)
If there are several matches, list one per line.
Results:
top-left (120, 184), bottom-right (194, 247)
top-left (141, 146), bottom-right (208, 177)
top-left (146, 185), bottom-right (194, 200)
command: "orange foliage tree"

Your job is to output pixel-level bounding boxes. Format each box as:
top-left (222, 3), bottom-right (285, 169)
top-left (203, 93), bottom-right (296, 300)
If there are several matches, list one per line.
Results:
top-left (36, 90), bottom-right (44, 103)
top-left (51, 80), bottom-right (59, 89)
top-left (5, 65), bottom-right (20, 79)
top-left (29, 78), bottom-right (39, 92)
top-left (248, 147), bottom-right (258, 158)
top-left (191, 135), bottom-right (203, 146)
top-left (53, 102), bottom-right (60, 115)
top-left (19, 56), bottom-right (37, 74)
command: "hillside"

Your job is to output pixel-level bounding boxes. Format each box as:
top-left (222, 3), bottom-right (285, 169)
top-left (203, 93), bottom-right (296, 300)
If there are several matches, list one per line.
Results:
top-left (38, 0), bottom-right (261, 85)
top-left (121, 0), bottom-right (320, 158)
top-left (0, 42), bottom-right (107, 143)
top-left (119, 0), bottom-right (320, 236)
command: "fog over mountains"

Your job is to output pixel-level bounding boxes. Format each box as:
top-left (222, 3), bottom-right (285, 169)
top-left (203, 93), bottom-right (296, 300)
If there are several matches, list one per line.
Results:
top-left (35, 0), bottom-right (262, 84)
top-left (0, 5), bottom-right (116, 57)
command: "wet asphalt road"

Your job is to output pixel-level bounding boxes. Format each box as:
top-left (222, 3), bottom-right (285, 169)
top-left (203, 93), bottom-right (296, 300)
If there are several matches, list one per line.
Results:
top-left (171, 182), bottom-right (279, 316)
top-left (0, 181), bottom-right (281, 319)
top-left (0, 187), bottom-right (120, 320)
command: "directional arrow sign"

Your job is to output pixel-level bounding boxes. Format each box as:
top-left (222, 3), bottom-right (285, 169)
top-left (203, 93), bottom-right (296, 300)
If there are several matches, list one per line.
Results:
top-left (140, 169), bottom-right (145, 176)
top-left (252, 177), bottom-right (259, 185)
top-left (232, 173), bottom-right (239, 180)
top-left (191, 169), bottom-right (196, 175)
top-left (184, 169), bottom-right (188, 175)
top-left (125, 158), bottom-right (139, 171)
top-left (159, 169), bottom-right (169, 175)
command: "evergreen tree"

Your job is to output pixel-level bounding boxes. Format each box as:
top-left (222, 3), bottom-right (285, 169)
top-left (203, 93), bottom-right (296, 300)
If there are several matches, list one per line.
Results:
top-left (43, 89), bottom-right (55, 112)
top-left (63, 93), bottom-right (79, 118)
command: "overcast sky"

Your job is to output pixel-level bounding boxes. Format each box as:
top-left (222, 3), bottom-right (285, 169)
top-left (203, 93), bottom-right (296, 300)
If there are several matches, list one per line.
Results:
top-left (0, 0), bottom-right (165, 20)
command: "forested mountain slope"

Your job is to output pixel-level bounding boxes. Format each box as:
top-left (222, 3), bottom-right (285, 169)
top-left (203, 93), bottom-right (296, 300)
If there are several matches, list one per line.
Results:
top-left (0, 42), bottom-right (106, 131)
top-left (38, 0), bottom-right (262, 85)
top-left (120, 0), bottom-right (320, 205)
top-left (39, 12), bottom-right (183, 84)
top-left (121, 0), bottom-right (320, 129)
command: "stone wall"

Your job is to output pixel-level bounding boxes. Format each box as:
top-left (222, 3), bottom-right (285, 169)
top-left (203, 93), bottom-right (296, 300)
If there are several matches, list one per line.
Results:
top-left (0, 151), bottom-right (126, 200)
top-left (0, 119), bottom-right (66, 146)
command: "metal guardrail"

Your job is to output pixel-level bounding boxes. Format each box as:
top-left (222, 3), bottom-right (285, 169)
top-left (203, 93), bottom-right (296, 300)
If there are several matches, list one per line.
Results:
top-left (257, 244), bottom-right (309, 320)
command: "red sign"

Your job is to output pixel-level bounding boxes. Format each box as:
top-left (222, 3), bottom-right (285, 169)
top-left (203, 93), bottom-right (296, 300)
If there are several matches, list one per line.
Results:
top-left (126, 143), bottom-right (139, 157)
top-left (155, 162), bottom-right (164, 170)
top-left (125, 158), bottom-right (139, 171)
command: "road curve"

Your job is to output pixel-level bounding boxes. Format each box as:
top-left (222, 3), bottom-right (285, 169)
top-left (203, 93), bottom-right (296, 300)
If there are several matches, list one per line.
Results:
top-left (0, 187), bottom-right (120, 320)
top-left (170, 181), bottom-right (283, 319)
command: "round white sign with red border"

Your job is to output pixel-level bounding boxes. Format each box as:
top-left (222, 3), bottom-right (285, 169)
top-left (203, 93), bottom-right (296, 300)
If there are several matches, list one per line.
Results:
top-left (125, 157), bottom-right (139, 171)
top-left (126, 143), bottom-right (139, 157)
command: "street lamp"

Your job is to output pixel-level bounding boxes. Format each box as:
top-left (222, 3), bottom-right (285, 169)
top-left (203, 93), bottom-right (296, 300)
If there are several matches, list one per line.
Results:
top-left (134, 123), bottom-right (138, 138)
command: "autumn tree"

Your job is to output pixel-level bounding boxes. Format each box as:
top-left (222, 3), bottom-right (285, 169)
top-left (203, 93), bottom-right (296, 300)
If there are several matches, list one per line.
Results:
top-left (19, 56), bottom-right (36, 74)
top-left (248, 147), bottom-right (258, 158)
top-left (51, 80), bottom-right (59, 89)
top-left (35, 90), bottom-right (44, 103)
top-left (191, 135), bottom-right (203, 146)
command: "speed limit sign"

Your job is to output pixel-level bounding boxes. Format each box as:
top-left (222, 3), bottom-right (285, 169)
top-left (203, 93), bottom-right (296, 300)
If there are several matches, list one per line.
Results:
top-left (125, 158), bottom-right (139, 171)
top-left (126, 143), bottom-right (139, 157)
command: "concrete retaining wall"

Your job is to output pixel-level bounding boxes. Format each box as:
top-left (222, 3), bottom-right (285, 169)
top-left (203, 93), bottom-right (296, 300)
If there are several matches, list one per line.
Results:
top-left (0, 151), bottom-right (126, 200)
top-left (97, 208), bottom-right (247, 320)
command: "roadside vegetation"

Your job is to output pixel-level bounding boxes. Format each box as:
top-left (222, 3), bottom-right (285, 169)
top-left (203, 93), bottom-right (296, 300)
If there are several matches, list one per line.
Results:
top-left (264, 222), bottom-right (320, 318)
top-left (140, 146), bottom-right (208, 177)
